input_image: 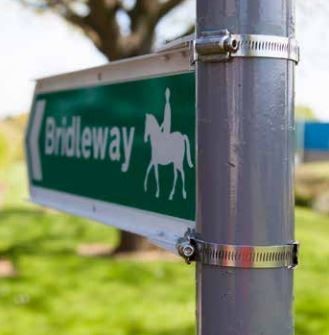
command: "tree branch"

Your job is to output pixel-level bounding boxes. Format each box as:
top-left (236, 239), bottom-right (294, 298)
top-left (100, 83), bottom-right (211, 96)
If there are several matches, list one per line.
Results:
top-left (129, 0), bottom-right (159, 30)
top-left (69, 0), bottom-right (123, 60)
top-left (122, 0), bottom-right (160, 57)
top-left (158, 0), bottom-right (186, 19)
top-left (16, 0), bottom-right (190, 60)
top-left (178, 23), bottom-right (195, 38)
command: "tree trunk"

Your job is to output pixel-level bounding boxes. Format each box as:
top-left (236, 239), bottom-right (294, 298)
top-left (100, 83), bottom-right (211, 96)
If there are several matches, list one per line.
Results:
top-left (114, 231), bottom-right (159, 253)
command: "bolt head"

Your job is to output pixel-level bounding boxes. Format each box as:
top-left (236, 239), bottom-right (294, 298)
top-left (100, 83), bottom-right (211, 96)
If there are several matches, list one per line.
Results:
top-left (182, 244), bottom-right (195, 258)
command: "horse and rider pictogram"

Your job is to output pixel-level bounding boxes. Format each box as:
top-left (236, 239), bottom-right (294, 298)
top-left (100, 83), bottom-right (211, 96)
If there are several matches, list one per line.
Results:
top-left (144, 88), bottom-right (193, 200)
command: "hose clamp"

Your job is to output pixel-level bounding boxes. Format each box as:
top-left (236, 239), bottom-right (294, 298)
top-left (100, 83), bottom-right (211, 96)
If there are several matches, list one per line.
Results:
top-left (193, 30), bottom-right (299, 63)
top-left (177, 229), bottom-right (299, 269)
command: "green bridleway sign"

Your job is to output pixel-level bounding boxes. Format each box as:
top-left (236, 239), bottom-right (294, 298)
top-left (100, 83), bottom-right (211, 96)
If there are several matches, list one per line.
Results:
top-left (26, 48), bottom-right (195, 250)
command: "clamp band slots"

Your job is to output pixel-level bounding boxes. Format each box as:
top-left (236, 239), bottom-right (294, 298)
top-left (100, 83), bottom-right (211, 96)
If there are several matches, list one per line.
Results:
top-left (232, 34), bottom-right (299, 63)
top-left (177, 229), bottom-right (299, 269)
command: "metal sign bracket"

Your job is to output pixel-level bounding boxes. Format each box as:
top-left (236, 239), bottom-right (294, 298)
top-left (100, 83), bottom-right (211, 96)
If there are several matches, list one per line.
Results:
top-left (177, 228), bottom-right (299, 269)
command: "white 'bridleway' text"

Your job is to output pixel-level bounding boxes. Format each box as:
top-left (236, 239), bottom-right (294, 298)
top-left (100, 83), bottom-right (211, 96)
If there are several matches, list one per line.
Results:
top-left (45, 116), bottom-right (135, 172)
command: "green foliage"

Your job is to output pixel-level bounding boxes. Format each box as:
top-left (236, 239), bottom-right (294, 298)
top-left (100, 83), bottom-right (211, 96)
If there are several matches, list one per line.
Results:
top-left (0, 132), bottom-right (10, 166)
top-left (295, 105), bottom-right (316, 120)
top-left (295, 208), bottom-right (329, 335)
top-left (0, 162), bottom-right (329, 334)
top-left (0, 114), bottom-right (27, 166)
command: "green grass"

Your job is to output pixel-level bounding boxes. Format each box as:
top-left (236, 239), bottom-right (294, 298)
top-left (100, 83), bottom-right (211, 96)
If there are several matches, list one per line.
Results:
top-left (0, 162), bottom-right (328, 335)
top-left (0, 163), bottom-right (194, 335)
top-left (295, 208), bottom-right (329, 335)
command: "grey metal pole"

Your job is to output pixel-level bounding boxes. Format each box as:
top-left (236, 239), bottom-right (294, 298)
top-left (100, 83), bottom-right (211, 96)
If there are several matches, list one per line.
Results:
top-left (196, 1), bottom-right (296, 335)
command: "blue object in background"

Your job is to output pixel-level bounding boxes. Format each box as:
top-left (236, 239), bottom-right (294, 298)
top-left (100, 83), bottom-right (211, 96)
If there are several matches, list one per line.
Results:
top-left (304, 122), bottom-right (329, 151)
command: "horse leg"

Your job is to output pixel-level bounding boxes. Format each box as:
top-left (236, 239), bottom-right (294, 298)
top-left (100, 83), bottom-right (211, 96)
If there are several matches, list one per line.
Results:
top-left (144, 162), bottom-right (153, 192)
top-left (169, 166), bottom-right (178, 200)
top-left (179, 168), bottom-right (187, 199)
top-left (154, 164), bottom-right (160, 198)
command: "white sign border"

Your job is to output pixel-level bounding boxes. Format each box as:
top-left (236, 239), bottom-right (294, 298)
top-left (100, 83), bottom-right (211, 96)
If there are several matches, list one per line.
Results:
top-left (30, 186), bottom-right (194, 252)
top-left (35, 48), bottom-right (193, 94)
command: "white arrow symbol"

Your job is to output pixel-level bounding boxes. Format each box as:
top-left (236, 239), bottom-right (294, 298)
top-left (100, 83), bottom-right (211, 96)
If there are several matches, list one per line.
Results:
top-left (29, 99), bottom-right (46, 181)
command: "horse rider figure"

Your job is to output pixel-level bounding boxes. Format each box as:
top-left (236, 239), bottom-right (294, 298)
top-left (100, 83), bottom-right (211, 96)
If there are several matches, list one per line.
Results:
top-left (160, 88), bottom-right (171, 136)
top-left (144, 87), bottom-right (193, 200)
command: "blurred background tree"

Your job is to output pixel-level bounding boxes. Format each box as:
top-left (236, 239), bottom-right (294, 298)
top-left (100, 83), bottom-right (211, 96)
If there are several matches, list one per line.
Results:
top-left (17, 0), bottom-right (194, 252)
top-left (18, 0), bottom-right (194, 60)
